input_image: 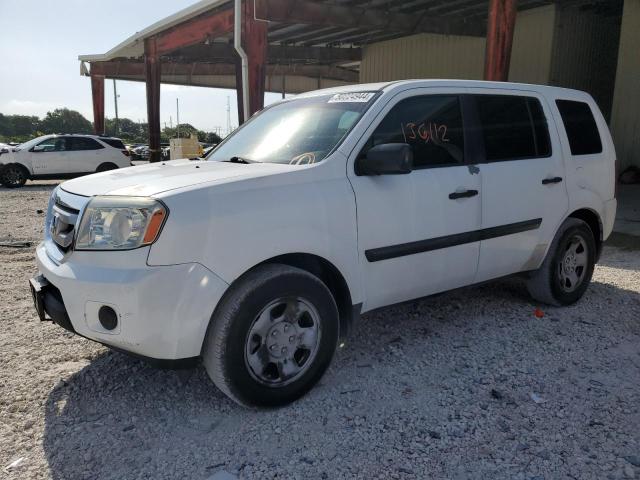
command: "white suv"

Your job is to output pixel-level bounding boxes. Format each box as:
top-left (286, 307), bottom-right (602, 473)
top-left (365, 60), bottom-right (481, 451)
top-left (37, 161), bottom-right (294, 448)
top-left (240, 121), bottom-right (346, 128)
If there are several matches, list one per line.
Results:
top-left (0, 134), bottom-right (130, 188)
top-left (30, 80), bottom-right (617, 407)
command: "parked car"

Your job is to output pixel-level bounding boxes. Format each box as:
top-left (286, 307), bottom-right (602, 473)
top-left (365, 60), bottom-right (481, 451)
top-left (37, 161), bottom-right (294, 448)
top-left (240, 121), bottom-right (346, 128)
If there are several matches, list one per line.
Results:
top-left (130, 144), bottom-right (149, 160)
top-left (30, 80), bottom-right (616, 407)
top-left (0, 134), bottom-right (130, 188)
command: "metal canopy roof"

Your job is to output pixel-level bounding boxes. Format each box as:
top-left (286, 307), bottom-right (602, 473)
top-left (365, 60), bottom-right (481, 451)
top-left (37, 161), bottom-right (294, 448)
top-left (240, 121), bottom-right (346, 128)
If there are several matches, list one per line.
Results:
top-left (79, 0), bottom-right (618, 93)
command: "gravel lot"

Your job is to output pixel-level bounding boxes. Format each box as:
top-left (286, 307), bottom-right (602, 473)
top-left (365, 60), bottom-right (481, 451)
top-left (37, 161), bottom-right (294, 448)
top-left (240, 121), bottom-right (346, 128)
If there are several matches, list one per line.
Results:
top-left (1, 181), bottom-right (639, 480)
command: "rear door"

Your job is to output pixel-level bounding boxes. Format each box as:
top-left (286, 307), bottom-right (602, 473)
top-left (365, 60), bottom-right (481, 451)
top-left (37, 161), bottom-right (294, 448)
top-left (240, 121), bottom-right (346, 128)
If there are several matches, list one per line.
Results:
top-left (347, 88), bottom-right (483, 311)
top-left (67, 137), bottom-right (105, 173)
top-left (468, 89), bottom-right (569, 282)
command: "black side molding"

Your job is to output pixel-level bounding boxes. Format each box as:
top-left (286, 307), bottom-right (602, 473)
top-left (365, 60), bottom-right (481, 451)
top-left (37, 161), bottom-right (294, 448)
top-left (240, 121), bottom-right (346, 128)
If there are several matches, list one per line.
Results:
top-left (365, 218), bottom-right (542, 262)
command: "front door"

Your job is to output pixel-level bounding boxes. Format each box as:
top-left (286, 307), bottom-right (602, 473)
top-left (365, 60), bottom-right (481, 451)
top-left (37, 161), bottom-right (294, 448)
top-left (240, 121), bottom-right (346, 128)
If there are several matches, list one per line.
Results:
top-left (30, 137), bottom-right (69, 175)
top-left (348, 90), bottom-right (482, 311)
top-left (467, 90), bottom-right (570, 282)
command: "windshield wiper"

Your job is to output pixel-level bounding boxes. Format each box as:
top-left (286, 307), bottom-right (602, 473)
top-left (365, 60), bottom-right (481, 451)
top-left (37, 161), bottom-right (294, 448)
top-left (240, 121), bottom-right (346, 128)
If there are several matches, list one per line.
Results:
top-left (226, 156), bottom-right (258, 164)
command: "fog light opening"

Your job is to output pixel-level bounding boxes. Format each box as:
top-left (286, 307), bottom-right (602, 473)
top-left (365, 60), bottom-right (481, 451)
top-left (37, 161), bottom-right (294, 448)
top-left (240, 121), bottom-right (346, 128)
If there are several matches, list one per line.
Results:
top-left (98, 305), bottom-right (118, 331)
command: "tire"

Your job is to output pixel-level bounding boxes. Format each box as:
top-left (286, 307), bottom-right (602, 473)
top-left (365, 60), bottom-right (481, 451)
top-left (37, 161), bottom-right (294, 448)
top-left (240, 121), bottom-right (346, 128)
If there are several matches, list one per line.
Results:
top-left (202, 264), bottom-right (339, 408)
top-left (96, 162), bottom-right (118, 173)
top-left (0, 164), bottom-right (28, 188)
top-left (526, 218), bottom-right (596, 306)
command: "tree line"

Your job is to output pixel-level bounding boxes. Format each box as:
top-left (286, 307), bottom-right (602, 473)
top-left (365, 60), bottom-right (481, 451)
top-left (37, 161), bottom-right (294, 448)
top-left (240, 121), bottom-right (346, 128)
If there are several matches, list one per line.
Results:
top-left (0, 108), bottom-right (222, 145)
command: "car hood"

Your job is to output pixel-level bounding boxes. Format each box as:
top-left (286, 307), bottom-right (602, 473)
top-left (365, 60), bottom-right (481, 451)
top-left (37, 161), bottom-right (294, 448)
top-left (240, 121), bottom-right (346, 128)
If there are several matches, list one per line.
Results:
top-left (60, 159), bottom-right (293, 197)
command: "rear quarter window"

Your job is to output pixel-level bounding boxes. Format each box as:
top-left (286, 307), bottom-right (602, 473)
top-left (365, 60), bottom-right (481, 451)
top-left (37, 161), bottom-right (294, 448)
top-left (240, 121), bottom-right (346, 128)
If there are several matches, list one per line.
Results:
top-left (100, 138), bottom-right (126, 149)
top-left (555, 100), bottom-right (602, 156)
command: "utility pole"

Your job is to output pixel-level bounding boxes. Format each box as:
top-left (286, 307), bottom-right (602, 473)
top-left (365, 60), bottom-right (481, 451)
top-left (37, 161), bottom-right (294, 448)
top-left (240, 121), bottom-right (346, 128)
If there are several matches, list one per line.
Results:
top-left (176, 98), bottom-right (180, 138)
top-left (112, 79), bottom-right (119, 136)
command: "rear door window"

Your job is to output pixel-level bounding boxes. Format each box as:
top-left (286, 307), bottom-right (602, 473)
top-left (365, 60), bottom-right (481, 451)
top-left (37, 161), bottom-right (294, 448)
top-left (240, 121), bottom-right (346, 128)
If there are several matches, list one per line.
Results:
top-left (555, 100), bottom-right (602, 155)
top-left (475, 95), bottom-right (551, 161)
top-left (69, 137), bottom-right (104, 151)
top-left (364, 95), bottom-right (465, 168)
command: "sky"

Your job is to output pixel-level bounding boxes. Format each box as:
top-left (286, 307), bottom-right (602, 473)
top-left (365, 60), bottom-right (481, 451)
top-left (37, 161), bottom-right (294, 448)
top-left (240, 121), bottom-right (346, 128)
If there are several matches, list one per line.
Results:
top-left (0, 0), bottom-right (284, 133)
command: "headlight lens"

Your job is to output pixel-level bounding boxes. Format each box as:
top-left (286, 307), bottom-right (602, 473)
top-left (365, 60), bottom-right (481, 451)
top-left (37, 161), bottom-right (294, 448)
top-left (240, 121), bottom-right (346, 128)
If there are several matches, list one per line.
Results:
top-left (75, 196), bottom-right (167, 250)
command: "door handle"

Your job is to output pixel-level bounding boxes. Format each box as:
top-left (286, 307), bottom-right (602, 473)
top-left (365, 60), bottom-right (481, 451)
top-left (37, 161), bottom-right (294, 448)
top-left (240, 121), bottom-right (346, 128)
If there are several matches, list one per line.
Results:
top-left (448, 189), bottom-right (478, 200)
top-left (542, 176), bottom-right (563, 185)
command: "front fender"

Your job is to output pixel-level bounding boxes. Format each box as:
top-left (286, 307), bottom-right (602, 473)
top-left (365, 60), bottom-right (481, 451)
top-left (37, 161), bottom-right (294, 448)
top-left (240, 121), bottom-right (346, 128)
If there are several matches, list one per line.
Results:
top-left (148, 167), bottom-right (363, 305)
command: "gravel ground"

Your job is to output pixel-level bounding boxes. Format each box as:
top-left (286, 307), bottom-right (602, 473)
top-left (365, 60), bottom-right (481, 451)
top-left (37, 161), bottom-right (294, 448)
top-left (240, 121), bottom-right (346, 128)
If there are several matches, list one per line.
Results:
top-left (1, 181), bottom-right (639, 480)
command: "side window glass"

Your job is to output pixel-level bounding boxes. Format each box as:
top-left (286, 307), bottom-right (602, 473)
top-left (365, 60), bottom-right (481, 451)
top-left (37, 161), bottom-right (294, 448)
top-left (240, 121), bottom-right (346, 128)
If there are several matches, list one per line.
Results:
top-left (555, 100), bottom-right (602, 155)
top-left (36, 137), bottom-right (67, 152)
top-left (70, 137), bottom-right (103, 151)
top-left (364, 95), bottom-right (464, 168)
top-left (475, 95), bottom-right (551, 161)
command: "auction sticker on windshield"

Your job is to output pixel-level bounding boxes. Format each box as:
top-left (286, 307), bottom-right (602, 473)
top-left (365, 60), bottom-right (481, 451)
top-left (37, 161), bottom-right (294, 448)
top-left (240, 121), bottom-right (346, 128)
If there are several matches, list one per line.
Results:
top-left (328, 92), bottom-right (376, 103)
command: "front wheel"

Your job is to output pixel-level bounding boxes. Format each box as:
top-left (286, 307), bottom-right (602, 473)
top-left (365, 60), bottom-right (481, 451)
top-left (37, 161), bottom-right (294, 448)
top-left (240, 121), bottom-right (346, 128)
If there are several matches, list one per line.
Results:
top-left (0, 164), bottom-right (28, 188)
top-left (526, 218), bottom-right (596, 306)
top-left (202, 264), bottom-right (339, 407)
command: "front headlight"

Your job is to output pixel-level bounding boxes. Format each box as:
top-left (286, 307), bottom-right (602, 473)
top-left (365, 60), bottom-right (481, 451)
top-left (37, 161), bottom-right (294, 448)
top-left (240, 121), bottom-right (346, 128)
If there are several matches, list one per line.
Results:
top-left (75, 196), bottom-right (167, 251)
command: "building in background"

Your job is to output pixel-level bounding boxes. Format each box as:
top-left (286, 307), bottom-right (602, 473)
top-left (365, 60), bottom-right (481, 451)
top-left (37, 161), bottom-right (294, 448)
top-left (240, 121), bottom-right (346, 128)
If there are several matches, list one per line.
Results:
top-left (80, 0), bottom-right (638, 170)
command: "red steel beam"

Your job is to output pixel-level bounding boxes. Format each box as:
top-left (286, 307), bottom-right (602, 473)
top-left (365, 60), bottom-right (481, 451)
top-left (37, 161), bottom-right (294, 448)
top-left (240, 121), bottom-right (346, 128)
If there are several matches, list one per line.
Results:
top-left (145, 37), bottom-right (162, 163)
top-left (90, 61), bottom-right (359, 83)
top-left (90, 74), bottom-right (105, 135)
top-left (484, 0), bottom-right (517, 81)
top-left (155, 7), bottom-right (235, 56)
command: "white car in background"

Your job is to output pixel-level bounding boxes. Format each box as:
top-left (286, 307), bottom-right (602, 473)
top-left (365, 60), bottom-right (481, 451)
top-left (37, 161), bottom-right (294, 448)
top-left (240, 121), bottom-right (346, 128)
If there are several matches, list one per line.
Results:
top-left (30, 80), bottom-right (616, 407)
top-left (0, 134), bottom-right (130, 188)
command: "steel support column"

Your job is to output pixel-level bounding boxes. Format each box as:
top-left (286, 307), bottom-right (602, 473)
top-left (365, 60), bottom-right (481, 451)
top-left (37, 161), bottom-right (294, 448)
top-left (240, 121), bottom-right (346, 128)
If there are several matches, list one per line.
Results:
top-left (236, 0), bottom-right (268, 124)
top-left (484, 0), bottom-right (517, 81)
top-left (91, 74), bottom-right (105, 135)
top-left (145, 37), bottom-right (162, 163)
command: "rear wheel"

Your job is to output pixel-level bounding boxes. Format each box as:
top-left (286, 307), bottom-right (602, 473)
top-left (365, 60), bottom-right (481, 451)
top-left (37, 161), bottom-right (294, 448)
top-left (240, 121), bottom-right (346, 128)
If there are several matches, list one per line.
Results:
top-left (526, 218), bottom-right (596, 306)
top-left (96, 162), bottom-right (118, 173)
top-left (0, 164), bottom-right (28, 188)
top-left (202, 264), bottom-right (339, 407)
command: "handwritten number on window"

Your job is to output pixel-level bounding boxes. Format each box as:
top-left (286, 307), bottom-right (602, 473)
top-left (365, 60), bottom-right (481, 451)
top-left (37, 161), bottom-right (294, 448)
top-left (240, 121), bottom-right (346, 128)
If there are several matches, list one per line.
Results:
top-left (402, 122), bottom-right (449, 144)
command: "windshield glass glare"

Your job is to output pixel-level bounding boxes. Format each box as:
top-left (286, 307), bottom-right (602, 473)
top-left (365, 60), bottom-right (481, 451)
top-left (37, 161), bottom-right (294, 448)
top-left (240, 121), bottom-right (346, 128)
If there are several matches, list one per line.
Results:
top-left (207, 92), bottom-right (377, 165)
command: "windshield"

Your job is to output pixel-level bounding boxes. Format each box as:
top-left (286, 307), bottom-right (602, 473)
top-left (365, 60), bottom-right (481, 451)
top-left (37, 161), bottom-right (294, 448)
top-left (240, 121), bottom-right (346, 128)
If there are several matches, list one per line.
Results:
top-left (207, 92), bottom-right (378, 165)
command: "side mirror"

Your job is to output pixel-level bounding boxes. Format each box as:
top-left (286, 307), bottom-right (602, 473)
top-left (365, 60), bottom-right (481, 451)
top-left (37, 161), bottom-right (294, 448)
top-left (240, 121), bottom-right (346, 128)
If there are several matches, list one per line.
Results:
top-left (355, 143), bottom-right (413, 176)
top-left (32, 145), bottom-right (46, 152)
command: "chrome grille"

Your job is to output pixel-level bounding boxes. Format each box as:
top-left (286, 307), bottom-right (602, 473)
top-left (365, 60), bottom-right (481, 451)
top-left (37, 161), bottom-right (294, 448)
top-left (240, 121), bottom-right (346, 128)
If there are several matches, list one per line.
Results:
top-left (50, 197), bottom-right (80, 252)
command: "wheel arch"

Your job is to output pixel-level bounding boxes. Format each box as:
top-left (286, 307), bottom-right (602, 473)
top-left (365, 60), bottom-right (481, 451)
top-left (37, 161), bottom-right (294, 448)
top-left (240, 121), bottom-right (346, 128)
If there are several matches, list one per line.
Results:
top-left (96, 162), bottom-right (119, 172)
top-left (567, 208), bottom-right (603, 261)
top-left (257, 253), bottom-right (359, 340)
top-left (2, 162), bottom-right (31, 177)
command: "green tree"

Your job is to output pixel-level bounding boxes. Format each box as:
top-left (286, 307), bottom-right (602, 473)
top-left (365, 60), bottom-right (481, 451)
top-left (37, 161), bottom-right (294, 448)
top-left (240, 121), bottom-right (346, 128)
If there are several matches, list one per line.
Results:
top-left (40, 108), bottom-right (93, 135)
top-left (105, 117), bottom-right (148, 144)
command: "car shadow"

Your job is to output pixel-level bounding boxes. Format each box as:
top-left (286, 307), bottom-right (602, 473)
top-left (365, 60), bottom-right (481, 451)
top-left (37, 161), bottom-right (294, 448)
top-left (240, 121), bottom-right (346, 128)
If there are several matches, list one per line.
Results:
top-left (42, 271), bottom-right (640, 479)
top-left (0, 182), bottom-right (59, 193)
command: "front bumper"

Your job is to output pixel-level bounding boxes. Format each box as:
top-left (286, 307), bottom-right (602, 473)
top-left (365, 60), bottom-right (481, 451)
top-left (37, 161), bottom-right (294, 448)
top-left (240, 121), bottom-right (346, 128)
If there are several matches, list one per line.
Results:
top-left (34, 242), bottom-right (229, 361)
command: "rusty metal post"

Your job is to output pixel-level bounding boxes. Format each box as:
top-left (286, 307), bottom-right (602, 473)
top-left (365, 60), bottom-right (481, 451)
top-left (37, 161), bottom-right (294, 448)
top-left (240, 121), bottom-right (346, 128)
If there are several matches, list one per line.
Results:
top-left (91, 74), bottom-right (105, 135)
top-left (145, 37), bottom-right (162, 162)
top-left (235, 0), bottom-right (267, 124)
top-left (484, 0), bottom-right (517, 81)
